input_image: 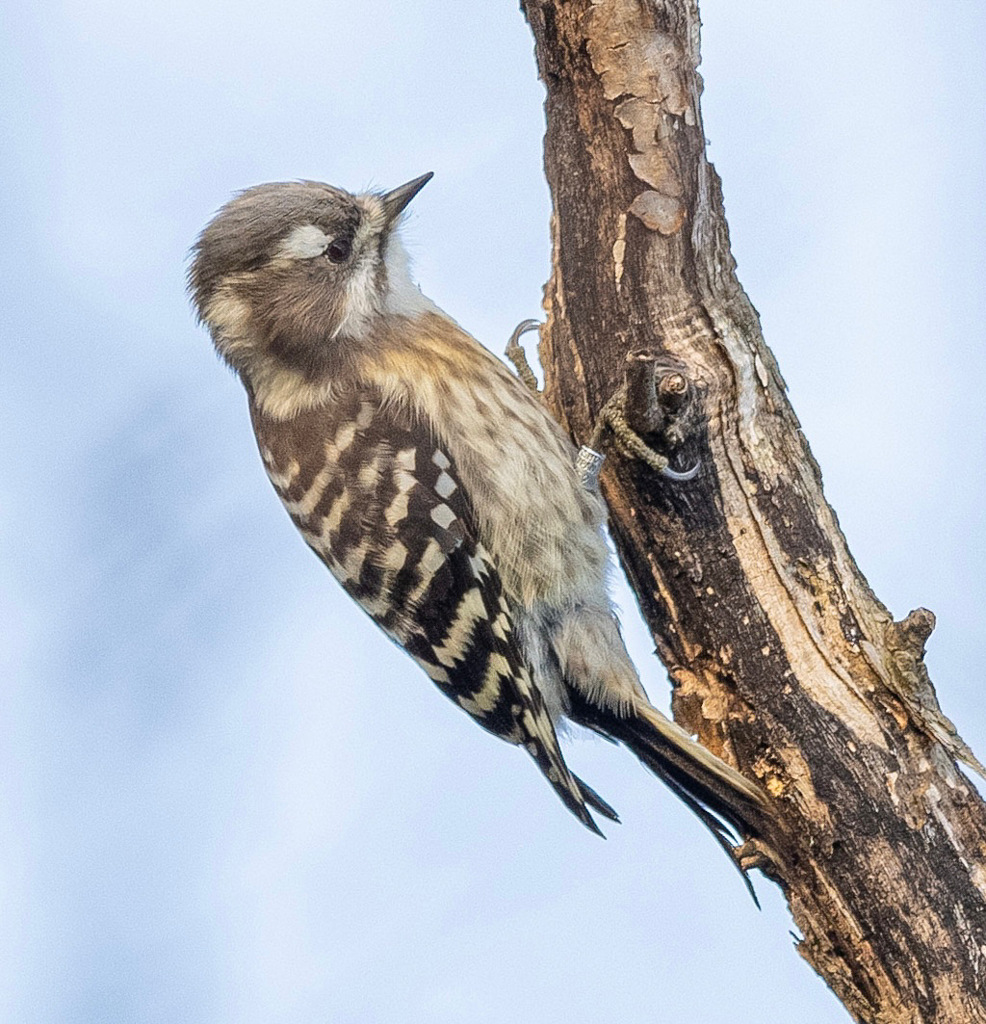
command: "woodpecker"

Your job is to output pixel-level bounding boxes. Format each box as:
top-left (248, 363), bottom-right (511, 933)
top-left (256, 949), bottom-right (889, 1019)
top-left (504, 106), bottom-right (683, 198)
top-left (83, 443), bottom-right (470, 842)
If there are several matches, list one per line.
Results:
top-left (189, 173), bottom-right (767, 866)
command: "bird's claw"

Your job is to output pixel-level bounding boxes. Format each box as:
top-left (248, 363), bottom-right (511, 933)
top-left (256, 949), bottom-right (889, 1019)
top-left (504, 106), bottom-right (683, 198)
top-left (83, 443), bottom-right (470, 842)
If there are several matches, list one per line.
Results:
top-left (505, 320), bottom-right (542, 395)
top-left (661, 461), bottom-right (701, 482)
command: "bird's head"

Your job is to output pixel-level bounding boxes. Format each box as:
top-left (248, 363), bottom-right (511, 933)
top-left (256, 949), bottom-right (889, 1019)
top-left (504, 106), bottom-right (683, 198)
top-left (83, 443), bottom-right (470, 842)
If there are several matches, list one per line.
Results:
top-left (188, 173), bottom-right (434, 386)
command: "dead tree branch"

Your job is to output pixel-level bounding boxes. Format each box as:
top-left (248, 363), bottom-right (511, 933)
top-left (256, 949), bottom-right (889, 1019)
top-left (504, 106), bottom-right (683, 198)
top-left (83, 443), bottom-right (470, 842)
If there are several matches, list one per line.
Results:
top-left (520, 1), bottom-right (986, 1021)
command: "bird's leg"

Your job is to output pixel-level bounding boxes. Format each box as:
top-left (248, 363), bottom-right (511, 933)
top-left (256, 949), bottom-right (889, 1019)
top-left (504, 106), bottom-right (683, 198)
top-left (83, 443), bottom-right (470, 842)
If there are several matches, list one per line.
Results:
top-left (504, 320), bottom-right (608, 491)
top-left (506, 327), bottom-right (699, 486)
top-left (505, 319), bottom-right (542, 395)
top-left (588, 351), bottom-right (700, 482)
top-left (590, 387), bottom-right (672, 475)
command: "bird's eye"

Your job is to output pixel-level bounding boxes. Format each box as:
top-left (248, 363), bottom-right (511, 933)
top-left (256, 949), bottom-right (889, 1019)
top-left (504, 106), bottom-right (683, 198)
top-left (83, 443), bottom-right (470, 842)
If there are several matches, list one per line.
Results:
top-left (325, 238), bottom-right (352, 263)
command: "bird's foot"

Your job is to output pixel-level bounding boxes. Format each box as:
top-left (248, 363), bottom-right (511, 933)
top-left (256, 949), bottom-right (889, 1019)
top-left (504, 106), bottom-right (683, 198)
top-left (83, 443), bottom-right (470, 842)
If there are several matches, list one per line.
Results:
top-left (506, 328), bottom-right (699, 487)
top-left (588, 351), bottom-right (700, 482)
top-left (732, 837), bottom-right (774, 875)
top-left (505, 319), bottom-right (542, 395)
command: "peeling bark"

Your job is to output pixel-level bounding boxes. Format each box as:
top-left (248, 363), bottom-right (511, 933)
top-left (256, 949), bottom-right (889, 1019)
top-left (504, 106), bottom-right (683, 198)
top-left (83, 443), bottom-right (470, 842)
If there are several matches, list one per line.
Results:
top-left (520, 1), bottom-right (986, 1021)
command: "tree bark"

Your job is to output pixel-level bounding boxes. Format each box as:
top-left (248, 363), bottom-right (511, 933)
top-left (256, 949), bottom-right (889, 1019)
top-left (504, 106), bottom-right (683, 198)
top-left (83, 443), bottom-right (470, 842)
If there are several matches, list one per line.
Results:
top-left (520, 2), bottom-right (986, 1021)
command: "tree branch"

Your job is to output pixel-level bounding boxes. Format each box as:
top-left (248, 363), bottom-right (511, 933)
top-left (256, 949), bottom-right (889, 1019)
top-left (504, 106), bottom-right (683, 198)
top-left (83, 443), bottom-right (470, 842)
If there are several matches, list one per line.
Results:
top-left (520, 1), bottom-right (986, 1021)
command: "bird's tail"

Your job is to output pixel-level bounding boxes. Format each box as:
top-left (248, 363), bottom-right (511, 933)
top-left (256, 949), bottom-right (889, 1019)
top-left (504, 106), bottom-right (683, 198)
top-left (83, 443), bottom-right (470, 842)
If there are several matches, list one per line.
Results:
top-left (630, 704), bottom-right (766, 832)
top-left (569, 696), bottom-right (768, 900)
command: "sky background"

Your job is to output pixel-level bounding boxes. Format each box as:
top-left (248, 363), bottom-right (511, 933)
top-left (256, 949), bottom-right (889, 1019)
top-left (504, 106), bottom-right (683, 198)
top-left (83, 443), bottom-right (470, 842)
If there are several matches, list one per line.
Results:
top-left (2, 2), bottom-right (984, 1022)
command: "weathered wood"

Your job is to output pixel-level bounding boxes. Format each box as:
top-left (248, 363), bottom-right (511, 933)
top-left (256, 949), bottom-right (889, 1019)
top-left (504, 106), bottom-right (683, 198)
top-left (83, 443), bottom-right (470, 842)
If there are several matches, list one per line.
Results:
top-left (520, 1), bottom-right (986, 1021)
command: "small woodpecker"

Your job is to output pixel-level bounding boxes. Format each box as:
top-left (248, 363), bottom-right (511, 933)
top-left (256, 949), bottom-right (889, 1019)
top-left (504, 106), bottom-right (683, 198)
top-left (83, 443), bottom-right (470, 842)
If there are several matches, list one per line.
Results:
top-left (189, 173), bottom-right (767, 877)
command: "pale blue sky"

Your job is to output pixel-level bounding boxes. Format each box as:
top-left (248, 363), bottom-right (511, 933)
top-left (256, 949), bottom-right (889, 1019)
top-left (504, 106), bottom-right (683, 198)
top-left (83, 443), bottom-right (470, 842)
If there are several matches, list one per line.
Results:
top-left (2, 2), bottom-right (983, 1022)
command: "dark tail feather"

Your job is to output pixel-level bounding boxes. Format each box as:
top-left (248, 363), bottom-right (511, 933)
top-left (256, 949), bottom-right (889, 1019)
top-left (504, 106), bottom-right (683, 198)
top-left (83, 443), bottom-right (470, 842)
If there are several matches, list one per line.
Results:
top-left (622, 708), bottom-right (765, 837)
top-left (625, 726), bottom-right (762, 907)
top-left (525, 741), bottom-right (607, 837)
top-left (569, 696), bottom-right (768, 902)
top-left (573, 772), bottom-right (621, 823)
top-left (550, 774), bottom-right (607, 838)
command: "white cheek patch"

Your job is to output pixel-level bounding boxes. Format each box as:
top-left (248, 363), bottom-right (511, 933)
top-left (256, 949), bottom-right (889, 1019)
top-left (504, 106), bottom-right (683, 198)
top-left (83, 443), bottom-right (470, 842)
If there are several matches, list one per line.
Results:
top-left (332, 196), bottom-right (387, 339)
top-left (334, 258), bottom-right (378, 339)
top-left (277, 223), bottom-right (329, 259)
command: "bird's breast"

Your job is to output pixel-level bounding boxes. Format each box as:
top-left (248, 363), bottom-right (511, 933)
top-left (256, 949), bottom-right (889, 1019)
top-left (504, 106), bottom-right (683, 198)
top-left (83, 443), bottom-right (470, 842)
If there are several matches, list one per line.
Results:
top-left (359, 312), bottom-right (610, 607)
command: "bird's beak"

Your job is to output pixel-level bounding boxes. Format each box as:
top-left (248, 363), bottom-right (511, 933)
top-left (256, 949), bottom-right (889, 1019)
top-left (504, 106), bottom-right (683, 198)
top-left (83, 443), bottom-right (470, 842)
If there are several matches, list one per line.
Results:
top-left (381, 172), bottom-right (434, 226)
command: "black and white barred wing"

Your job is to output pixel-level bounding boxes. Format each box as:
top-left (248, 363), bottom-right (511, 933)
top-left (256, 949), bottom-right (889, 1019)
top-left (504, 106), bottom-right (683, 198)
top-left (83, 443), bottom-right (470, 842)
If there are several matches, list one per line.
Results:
top-left (251, 389), bottom-right (615, 833)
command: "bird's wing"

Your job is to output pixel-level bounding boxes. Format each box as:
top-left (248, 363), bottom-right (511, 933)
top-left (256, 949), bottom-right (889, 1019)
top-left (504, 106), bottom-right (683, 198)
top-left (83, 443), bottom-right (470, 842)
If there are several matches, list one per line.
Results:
top-left (251, 386), bottom-right (614, 833)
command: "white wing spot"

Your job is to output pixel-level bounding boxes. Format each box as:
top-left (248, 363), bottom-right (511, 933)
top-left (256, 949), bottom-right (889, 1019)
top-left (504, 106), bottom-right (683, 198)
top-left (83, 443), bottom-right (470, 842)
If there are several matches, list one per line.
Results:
top-left (432, 450), bottom-right (451, 470)
top-left (334, 421), bottom-right (358, 454)
top-left (384, 490), bottom-right (410, 527)
top-left (394, 469), bottom-right (417, 495)
top-left (418, 538), bottom-right (446, 577)
top-left (430, 503), bottom-right (456, 530)
top-left (413, 655), bottom-right (450, 685)
top-left (458, 696), bottom-right (485, 717)
top-left (359, 593), bottom-right (394, 618)
top-left (265, 457), bottom-right (301, 491)
top-left (380, 540), bottom-right (408, 571)
top-left (431, 587), bottom-right (487, 668)
top-left (357, 454), bottom-right (382, 490)
top-left (335, 537), bottom-right (371, 584)
top-left (323, 485), bottom-right (352, 536)
top-left (434, 471), bottom-right (456, 499)
top-left (281, 462), bottom-right (332, 517)
top-left (395, 448), bottom-right (416, 471)
top-left (471, 653), bottom-right (512, 711)
top-left (355, 401), bottom-right (374, 429)
top-left (406, 538), bottom-right (446, 607)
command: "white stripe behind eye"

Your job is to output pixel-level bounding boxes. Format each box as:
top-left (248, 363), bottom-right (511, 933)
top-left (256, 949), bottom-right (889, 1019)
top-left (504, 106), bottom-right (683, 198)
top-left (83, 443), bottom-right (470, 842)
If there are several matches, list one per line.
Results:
top-left (277, 224), bottom-right (329, 259)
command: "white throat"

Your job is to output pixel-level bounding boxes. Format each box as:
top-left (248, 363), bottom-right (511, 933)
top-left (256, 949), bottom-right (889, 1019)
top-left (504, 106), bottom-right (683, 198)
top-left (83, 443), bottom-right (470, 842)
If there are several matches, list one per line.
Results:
top-left (382, 232), bottom-right (439, 318)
